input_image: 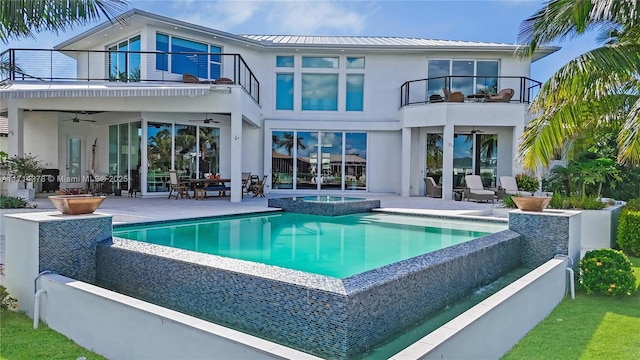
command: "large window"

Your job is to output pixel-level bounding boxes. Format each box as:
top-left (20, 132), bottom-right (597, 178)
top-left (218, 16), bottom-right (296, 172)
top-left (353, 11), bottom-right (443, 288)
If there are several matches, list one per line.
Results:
top-left (276, 74), bottom-right (294, 110)
top-left (452, 132), bottom-right (498, 189)
top-left (155, 34), bottom-right (222, 80)
top-left (427, 59), bottom-right (500, 96)
top-left (147, 122), bottom-right (172, 192)
top-left (272, 130), bottom-right (367, 191)
top-left (277, 55), bottom-right (365, 111)
top-left (302, 74), bottom-right (338, 111)
top-left (109, 122), bottom-right (141, 192)
top-left (108, 35), bottom-right (141, 82)
top-left (346, 74), bottom-right (364, 111)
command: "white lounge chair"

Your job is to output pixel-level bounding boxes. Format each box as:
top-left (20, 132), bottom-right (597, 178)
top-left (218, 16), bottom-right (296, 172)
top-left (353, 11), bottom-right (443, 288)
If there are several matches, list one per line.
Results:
top-left (499, 176), bottom-right (533, 197)
top-left (463, 175), bottom-right (496, 203)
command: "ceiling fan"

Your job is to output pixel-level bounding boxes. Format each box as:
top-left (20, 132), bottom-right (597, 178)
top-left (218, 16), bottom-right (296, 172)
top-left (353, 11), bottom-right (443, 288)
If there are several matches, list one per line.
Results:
top-left (460, 126), bottom-right (484, 134)
top-left (63, 113), bottom-right (96, 123)
top-left (188, 113), bottom-right (220, 124)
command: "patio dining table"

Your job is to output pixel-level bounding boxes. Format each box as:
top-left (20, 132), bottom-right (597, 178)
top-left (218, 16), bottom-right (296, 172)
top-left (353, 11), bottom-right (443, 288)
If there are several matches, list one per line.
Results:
top-left (184, 178), bottom-right (231, 199)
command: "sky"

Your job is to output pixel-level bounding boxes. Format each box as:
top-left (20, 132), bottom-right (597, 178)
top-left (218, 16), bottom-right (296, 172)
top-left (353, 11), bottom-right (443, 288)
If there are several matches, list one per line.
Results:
top-left (2, 0), bottom-right (601, 83)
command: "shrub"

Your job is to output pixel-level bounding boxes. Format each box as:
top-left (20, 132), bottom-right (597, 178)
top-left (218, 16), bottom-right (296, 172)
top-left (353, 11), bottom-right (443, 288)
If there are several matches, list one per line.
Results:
top-left (547, 194), bottom-right (606, 210)
top-left (579, 249), bottom-right (636, 296)
top-left (502, 195), bottom-right (516, 208)
top-left (515, 173), bottom-right (538, 192)
top-left (0, 194), bottom-right (28, 209)
top-left (618, 207), bottom-right (640, 256)
top-left (624, 198), bottom-right (640, 211)
top-left (0, 285), bottom-right (18, 311)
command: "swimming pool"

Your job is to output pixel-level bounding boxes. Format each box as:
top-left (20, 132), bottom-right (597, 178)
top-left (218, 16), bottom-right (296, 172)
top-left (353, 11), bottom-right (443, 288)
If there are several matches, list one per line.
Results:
top-left (113, 212), bottom-right (506, 278)
top-left (101, 213), bottom-right (518, 359)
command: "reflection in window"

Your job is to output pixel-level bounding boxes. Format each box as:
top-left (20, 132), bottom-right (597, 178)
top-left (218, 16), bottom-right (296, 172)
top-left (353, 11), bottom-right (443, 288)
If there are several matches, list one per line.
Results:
top-left (209, 45), bottom-right (221, 80)
top-left (345, 133), bottom-right (367, 190)
top-left (200, 126), bottom-right (220, 176)
top-left (272, 131), bottom-right (294, 189)
top-left (476, 61), bottom-right (499, 94)
top-left (171, 37), bottom-right (208, 77)
top-left (156, 33), bottom-right (169, 71)
top-left (452, 60), bottom-right (474, 95)
top-left (346, 74), bottom-right (364, 111)
top-left (302, 56), bottom-right (338, 68)
top-left (302, 74), bottom-right (338, 111)
top-left (426, 133), bottom-right (443, 184)
top-left (174, 124), bottom-right (197, 179)
top-left (296, 132), bottom-right (318, 190)
top-left (147, 122), bottom-right (172, 192)
top-left (346, 57), bottom-right (365, 69)
top-left (276, 73), bottom-right (294, 110)
top-left (427, 59), bottom-right (449, 96)
top-left (453, 134), bottom-right (473, 189)
top-left (108, 35), bottom-right (140, 82)
top-left (276, 55), bottom-right (294, 67)
top-left (476, 134), bottom-right (497, 187)
top-left (320, 132), bottom-right (342, 190)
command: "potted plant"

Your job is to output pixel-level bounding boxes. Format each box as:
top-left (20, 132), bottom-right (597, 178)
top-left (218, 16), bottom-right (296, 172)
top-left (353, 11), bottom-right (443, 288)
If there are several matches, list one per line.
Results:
top-left (5, 153), bottom-right (44, 201)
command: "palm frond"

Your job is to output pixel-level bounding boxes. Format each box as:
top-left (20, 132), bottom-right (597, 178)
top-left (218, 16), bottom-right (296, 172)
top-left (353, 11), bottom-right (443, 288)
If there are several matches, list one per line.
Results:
top-left (618, 97), bottom-right (640, 164)
top-left (520, 94), bottom-right (632, 169)
top-left (517, 0), bottom-right (640, 56)
top-left (0, 0), bottom-right (128, 43)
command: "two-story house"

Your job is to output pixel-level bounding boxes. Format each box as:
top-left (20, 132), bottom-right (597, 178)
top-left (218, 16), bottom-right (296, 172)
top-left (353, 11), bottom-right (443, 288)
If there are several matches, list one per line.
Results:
top-left (0, 9), bottom-right (557, 201)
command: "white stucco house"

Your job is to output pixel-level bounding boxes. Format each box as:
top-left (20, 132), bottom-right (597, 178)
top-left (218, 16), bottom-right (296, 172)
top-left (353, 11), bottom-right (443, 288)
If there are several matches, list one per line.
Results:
top-left (0, 9), bottom-right (557, 201)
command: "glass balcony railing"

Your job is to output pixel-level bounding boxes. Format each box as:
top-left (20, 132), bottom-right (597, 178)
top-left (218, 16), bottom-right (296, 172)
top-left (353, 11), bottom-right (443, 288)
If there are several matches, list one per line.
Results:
top-left (0, 49), bottom-right (260, 103)
top-left (400, 75), bottom-right (542, 107)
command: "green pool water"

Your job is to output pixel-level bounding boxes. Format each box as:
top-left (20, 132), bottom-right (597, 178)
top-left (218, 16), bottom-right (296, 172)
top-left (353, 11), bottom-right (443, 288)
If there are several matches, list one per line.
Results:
top-left (113, 212), bottom-right (507, 278)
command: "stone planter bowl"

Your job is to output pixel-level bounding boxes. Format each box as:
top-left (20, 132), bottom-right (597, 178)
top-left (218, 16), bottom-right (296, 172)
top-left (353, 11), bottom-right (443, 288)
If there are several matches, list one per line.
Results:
top-left (48, 195), bottom-right (106, 215)
top-left (512, 196), bottom-right (552, 212)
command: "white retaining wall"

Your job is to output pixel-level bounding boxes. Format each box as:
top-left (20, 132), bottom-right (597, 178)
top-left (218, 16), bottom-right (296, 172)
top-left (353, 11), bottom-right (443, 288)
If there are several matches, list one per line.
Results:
top-left (34, 273), bottom-right (320, 360)
top-left (391, 257), bottom-right (569, 359)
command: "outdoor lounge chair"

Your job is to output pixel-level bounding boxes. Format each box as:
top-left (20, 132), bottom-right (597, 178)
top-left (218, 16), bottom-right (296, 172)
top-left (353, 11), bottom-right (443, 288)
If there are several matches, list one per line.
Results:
top-left (424, 177), bottom-right (443, 198)
top-left (442, 87), bottom-right (464, 102)
top-left (499, 176), bottom-right (533, 197)
top-left (463, 175), bottom-right (496, 203)
top-left (168, 170), bottom-right (191, 199)
top-left (486, 88), bottom-right (514, 103)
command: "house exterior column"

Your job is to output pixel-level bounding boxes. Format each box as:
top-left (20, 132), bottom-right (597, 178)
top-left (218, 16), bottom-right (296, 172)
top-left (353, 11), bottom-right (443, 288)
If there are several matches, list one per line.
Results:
top-left (7, 106), bottom-right (24, 195)
top-left (441, 124), bottom-right (455, 200)
top-left (512, 123), bottom-right (524, 174)
top-left (229, 92), bottom-right (243, 203)
top-left (401, 127), bottom-right (411, 197)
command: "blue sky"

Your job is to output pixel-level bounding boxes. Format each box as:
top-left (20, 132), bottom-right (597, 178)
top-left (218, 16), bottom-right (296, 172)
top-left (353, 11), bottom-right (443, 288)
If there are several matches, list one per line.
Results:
top-left (3, 0), bottom-right (600, 83)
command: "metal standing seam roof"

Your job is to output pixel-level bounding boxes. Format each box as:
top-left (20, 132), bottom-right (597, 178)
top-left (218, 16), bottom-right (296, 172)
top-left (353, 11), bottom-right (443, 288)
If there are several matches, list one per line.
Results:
top-left (242, 34), bottom-right (519, 49)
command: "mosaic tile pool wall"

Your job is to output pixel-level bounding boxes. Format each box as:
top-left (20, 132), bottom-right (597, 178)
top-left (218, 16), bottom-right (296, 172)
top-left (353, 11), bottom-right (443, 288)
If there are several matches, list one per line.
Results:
top-left (95, 230), bottom-right (522, 359)
top-left (39, 217), bottom-right (112, 283)
top-left (267, 197), bottom-right (380, 216)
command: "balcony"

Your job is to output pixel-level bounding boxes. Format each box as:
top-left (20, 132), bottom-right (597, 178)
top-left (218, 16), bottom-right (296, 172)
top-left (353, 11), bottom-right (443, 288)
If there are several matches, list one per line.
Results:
top-left (0, 49), bottom-right (260, 103)
top-left (400, 75), bottom-right (541, 107)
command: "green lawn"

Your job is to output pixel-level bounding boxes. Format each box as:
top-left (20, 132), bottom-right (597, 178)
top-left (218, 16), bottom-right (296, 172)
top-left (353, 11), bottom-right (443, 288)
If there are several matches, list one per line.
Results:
top-left (503, 256), bottom-right (640, 360)
top-left (0, 310), bottom-right (105, 360)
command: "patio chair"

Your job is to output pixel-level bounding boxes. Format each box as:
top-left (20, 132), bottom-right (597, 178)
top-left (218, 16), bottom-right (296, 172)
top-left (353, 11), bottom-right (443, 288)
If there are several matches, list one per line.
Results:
top-left (486, 88), bottom-right (514, 103)
top-left (499, 176), bottom-right (533, 197)
top-left (424, 177), bottom-right (442, 198)
top-left (168, 170), bottom-right (191, 199)
top-left (442, 87), bottom-right (464, 102)
top-left (213, 77), bottom-right (234, 85)
top-left (250, 174), bottom-right (268, 198)
top-left (242, 172), bottom-right (251, 198)
top-left (463, 175), bottom-right (496, 203)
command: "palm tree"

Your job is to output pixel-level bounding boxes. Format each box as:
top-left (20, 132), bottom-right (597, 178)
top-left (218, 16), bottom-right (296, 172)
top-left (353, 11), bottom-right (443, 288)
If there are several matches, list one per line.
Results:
top-left (0, 0), bottom-right (128, 43)
top-left (517, 0), bottom-right (640, 170)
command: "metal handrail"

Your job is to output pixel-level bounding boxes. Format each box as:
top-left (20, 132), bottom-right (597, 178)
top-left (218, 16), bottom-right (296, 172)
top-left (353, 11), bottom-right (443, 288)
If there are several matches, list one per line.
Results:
top-left (400, 75), bottom-right (542, 107)
top-left (0, 48), bottom-right (260, 103)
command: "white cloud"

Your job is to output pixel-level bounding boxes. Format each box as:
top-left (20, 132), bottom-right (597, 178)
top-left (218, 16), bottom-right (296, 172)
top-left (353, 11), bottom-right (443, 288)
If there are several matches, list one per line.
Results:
top-left (264, 1), bottom-right (372, 34)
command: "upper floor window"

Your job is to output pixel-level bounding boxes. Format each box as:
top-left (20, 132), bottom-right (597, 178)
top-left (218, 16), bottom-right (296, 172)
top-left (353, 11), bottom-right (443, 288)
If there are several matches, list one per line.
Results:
top-left (276, 73), bottom-right (294, 110)
top-left (108, 35), bottom-right (141, 82)
top-left (302, 56), bottom-right (339, 69)
top-left (155, 33), bottom-right (222, 80)
top-left (302, 74), bottom-right (338, 110)
top-left (276, 56), bottom-right (294, 67)
top-left (427, 59), bottom-right (499, 96)
top-left (346, 74), bottom-right (364, 111)
top-left (346, 57), bottom-right (365, 69)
